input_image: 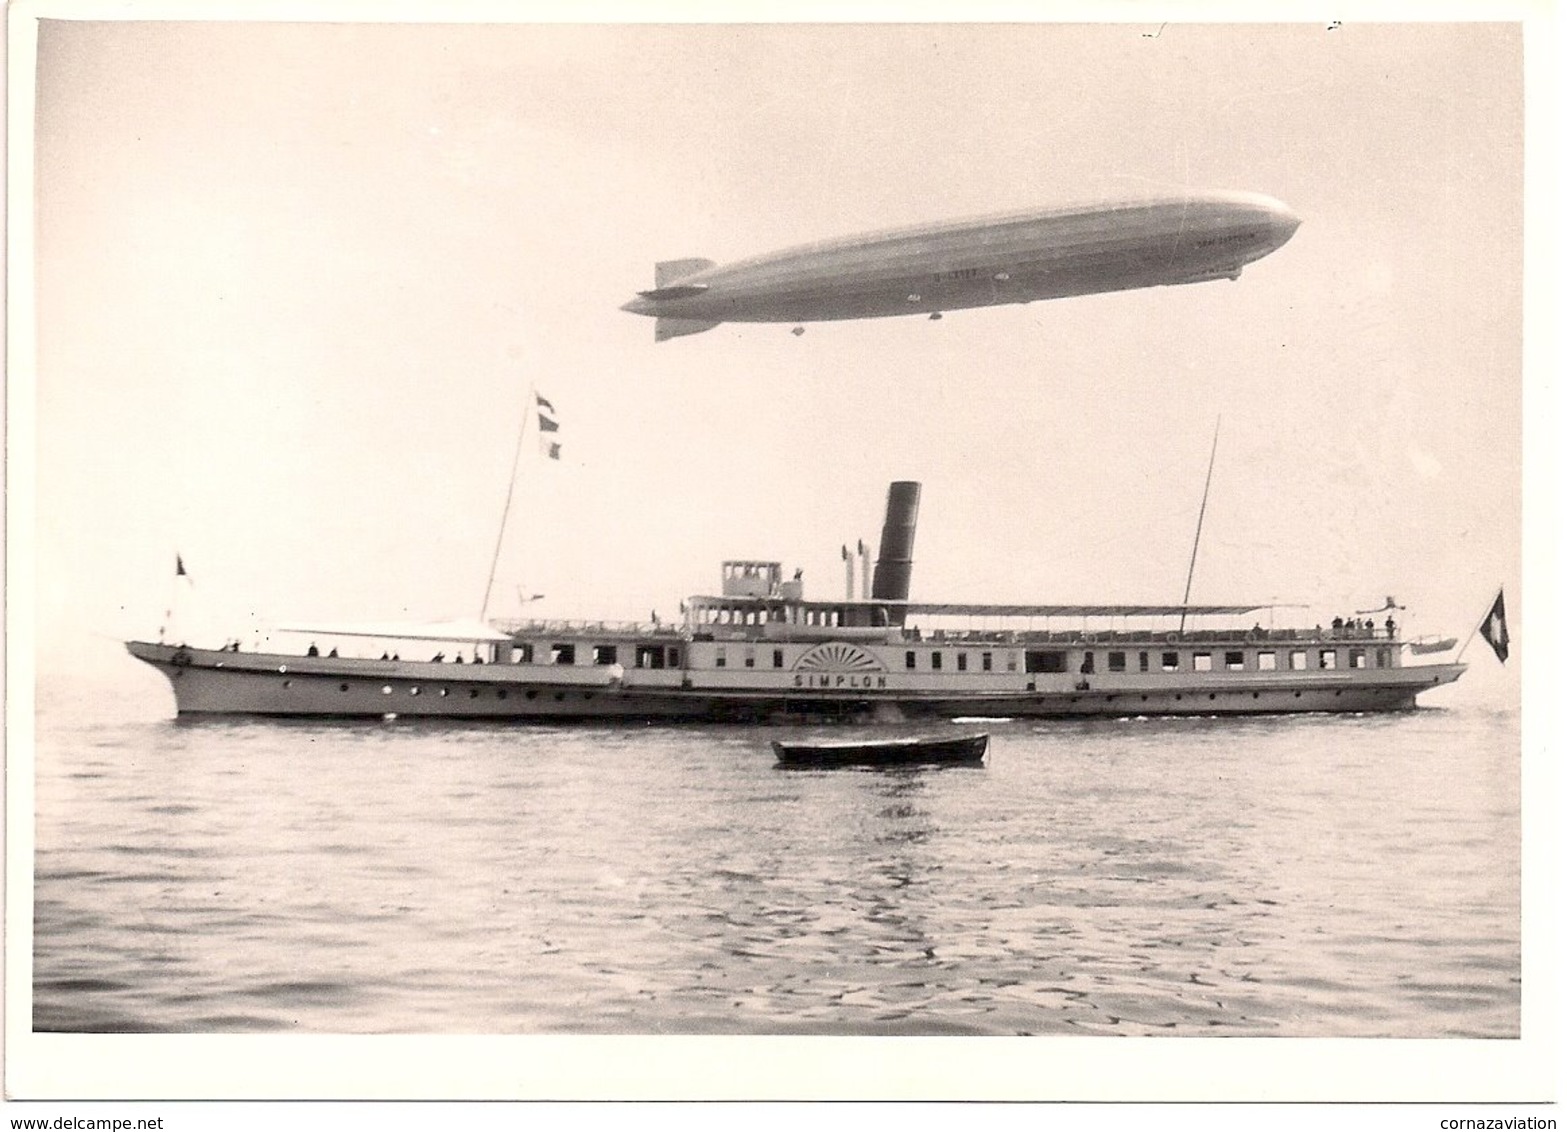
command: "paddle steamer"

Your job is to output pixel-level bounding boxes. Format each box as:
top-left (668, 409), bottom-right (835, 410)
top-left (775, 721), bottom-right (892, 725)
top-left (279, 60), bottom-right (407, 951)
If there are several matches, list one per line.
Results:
top-left (126, 482), bottom-right (1467, 720)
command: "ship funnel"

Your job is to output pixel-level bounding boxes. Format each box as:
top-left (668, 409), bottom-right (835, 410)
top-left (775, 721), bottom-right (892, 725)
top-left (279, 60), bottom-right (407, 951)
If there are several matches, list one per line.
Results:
top-left (871, 482), bottom-right (921, 615)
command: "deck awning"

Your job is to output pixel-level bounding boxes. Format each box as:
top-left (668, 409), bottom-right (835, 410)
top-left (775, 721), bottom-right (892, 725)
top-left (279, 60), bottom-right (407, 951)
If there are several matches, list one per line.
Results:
top-left (898, 602), bottom-right (1273, 618)
top-left (686, 596), bottom-right (1274, 618)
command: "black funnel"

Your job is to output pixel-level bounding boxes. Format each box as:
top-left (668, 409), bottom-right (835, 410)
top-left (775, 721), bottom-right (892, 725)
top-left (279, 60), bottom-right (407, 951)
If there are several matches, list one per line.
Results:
top-left (871, 482), bottom-right (921, 610)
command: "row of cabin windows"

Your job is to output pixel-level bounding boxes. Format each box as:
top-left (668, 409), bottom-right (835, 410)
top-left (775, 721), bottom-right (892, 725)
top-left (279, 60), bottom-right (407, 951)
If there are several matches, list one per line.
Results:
top-left (714, 647), bottom-right (1028, 671)
top-left (704, 646), bottom-right (1390, 673)
top-left (714, 647), bottom-right (790, 669)
top-left (1025, 647), bottom-right (1388, 673)
top-left (904, 651), bottom-right (1017, 672)
top-left (510, 644), bottom-right (683, 668)
top-left (531, 643), bottom-right (1392, 673)
top-left (699, 607), bottom-right (850, 627)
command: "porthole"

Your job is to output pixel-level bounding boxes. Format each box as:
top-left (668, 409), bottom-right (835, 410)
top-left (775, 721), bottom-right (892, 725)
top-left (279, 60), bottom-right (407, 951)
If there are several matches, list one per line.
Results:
top-left (554, 692), bottom-right (565, 701)
top-left (340, 683), bottom-right (349, 692)
top-left (282, 679), bottom-right (292, 688)
top-left (410, 687), bottom-right (421, 696)
top-left (525, 690), bottom-right (538, 700)
top-left (439, 688), bottom-right (449, 697)
top-left (1252, 692), bottom-right (1260, 699)
top-left (1141, 695), bottom-right (1148, 702)
top-left (584, 693), bottom-right (594, 701)
top-left (470, 689), bottom-right (480, 698)
top-left (382, 685), bottom-right (393, 695)
top-left (1208, 693), bottom-right (1216, 701)
top-left (1175, 694), bottom-right (1183, 701)
top-left (1294, 691), bottom-right (1302, 698)
top-left (278, 665), bottom-right (288, 674)
top-left (497, 690), bottom-right (507, 700)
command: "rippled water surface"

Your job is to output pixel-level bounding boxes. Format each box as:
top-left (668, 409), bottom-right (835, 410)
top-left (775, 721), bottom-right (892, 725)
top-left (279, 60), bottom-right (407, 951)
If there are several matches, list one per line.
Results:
top-left (31, 675), bottom-right (1519, 1036)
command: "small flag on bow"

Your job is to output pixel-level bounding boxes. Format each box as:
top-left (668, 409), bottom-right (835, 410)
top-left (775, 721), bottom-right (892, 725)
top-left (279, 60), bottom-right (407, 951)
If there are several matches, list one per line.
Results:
top-left (1479, 588), bottom-right (1509, 664)
top-left (175, 554), bottom-right (188, 577)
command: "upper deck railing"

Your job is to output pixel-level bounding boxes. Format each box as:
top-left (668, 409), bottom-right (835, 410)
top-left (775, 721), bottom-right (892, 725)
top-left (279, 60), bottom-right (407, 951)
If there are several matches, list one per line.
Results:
top-left (490, 617), bottom-right (682, 638)
top-left (903, 624), bottom-right (1399, 645)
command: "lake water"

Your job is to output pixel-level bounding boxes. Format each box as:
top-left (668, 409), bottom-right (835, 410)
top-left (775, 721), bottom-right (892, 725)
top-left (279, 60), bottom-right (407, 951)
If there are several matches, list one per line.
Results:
top-left (28, 671), bottom-right (1520, 1037)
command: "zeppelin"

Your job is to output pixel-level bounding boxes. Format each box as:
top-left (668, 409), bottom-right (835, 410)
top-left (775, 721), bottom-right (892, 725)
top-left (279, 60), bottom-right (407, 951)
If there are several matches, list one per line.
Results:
top-left (621, 191), bottom-right (1302, 341)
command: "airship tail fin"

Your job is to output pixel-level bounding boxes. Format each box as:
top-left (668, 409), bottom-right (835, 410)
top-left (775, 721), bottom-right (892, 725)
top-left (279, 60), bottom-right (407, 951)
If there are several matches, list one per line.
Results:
top-left (654, 317), bottom-right (720, 342)
top-left (655, 258), bottom-right (715, 287)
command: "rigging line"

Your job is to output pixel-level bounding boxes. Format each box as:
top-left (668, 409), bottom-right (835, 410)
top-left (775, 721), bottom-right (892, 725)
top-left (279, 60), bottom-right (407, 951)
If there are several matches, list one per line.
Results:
top-left (480, 382), bottom-right (535, 621)
top-left (1179, 416), bottom-right (1221, 633)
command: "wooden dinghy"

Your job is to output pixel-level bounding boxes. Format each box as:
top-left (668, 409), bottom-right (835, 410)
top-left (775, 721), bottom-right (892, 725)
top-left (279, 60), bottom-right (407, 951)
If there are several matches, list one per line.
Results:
top-left (772, 732), bottom-right (989, 768)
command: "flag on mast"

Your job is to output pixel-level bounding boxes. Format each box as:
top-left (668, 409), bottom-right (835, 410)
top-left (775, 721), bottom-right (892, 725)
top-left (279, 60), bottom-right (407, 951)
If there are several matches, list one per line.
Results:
top-left (535, 393), bottom-right (561, 459)
top-left (1479, 588), bottom-right (1509, 664)
top-left (163, 553), bottom-right (194, 642)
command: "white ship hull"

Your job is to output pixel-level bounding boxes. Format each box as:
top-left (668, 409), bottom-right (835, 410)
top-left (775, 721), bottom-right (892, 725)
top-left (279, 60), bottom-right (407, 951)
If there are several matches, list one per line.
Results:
top-left (127, 482), bottom-right (1475, 723)
top-left (127, 641), bottom-right (1464, 722)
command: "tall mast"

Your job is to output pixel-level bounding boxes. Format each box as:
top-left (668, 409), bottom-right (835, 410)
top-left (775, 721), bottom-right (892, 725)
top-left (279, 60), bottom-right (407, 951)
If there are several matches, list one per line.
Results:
top-left (1179, 417), bottom-right (1221, 634)
top-left (480, 385), bottom-right (535, 621)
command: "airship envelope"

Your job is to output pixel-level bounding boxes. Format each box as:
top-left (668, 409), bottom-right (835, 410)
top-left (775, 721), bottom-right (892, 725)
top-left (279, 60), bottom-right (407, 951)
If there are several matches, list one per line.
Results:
top-left (621, 191), bottom-right (1301, 341)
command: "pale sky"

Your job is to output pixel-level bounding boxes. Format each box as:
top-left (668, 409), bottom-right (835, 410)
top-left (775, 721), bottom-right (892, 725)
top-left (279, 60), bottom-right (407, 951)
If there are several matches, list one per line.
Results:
top-left (18, 16), bottom-right (1529, 699)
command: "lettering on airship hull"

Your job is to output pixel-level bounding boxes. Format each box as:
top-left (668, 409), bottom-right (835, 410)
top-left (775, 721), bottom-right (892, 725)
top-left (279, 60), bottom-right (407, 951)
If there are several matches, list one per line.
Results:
top-left (1190, 230), bottom-right (1259, 251)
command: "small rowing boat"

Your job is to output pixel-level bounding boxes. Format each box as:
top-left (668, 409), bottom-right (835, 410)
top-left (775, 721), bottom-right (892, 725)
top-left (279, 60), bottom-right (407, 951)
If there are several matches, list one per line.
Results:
top-left (772, 731), bottom-right (989, 768)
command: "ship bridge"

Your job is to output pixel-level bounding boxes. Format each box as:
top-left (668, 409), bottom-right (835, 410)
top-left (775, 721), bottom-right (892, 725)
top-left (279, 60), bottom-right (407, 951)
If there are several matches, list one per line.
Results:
top-left (719, 560), bottom-right (803, 601)
top-left (691, 562), bottom-right (894, 641)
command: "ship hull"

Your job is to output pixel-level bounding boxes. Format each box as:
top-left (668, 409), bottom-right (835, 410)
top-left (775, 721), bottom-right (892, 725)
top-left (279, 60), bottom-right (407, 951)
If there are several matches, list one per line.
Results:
top-left (127, 642), bottom-right (1464, 722)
